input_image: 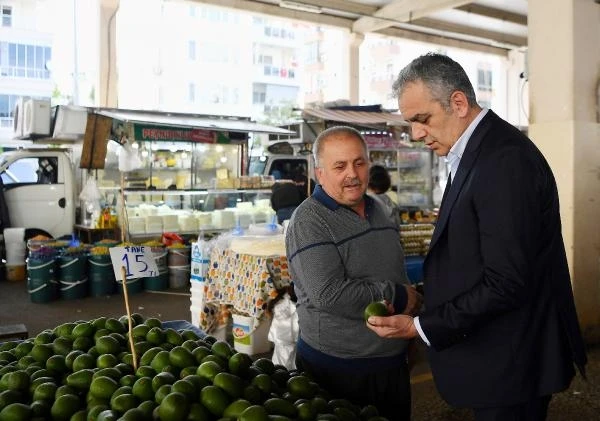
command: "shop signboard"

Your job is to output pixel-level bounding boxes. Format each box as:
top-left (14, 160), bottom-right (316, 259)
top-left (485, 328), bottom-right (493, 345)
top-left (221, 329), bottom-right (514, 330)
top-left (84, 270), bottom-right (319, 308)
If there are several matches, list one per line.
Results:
top-left (133, 124), bottom-right (222, 143)
top-left (363, 132), bottom-right (399, 150)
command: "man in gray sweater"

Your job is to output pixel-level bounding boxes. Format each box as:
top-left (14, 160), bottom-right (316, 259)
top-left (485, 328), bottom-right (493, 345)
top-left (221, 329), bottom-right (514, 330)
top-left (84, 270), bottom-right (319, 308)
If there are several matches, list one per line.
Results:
top-left (285, 126), bottom-right (422, 420)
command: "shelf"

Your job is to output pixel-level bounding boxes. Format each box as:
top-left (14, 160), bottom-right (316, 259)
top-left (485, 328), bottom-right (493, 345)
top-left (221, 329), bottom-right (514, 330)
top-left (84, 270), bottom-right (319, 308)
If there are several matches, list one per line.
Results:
top-left (397, 163), bottom-right (422, 169)
top-left (148, 167), bottom-right (192, 172)
top-left (123, 188), bottom-right (272, 196)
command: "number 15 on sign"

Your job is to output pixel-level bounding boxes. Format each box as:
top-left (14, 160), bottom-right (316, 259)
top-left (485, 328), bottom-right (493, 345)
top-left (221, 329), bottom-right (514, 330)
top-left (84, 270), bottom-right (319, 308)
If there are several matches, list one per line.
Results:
top-left (109, 246), bottom-right (159, 280)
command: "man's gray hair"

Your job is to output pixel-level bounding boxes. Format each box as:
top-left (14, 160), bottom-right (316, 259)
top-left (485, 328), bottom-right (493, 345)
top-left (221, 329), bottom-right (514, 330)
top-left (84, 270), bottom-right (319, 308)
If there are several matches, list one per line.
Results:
top-left (313, 126), bottom-right (368, 168)
top-left (392, 53), bottom-right (478, 111)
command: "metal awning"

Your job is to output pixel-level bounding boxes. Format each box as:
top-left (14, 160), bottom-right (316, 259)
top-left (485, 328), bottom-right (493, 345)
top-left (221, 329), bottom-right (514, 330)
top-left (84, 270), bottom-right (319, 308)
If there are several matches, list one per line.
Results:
top-left (302, 108), bottom-right (408, 127)
top-left (94, 109), bottom-right (295, 135)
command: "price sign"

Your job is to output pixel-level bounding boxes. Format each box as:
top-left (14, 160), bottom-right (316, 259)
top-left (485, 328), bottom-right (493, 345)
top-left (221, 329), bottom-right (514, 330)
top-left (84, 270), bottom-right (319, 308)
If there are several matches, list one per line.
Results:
top-left (109, 246), bottom-right (159, 280)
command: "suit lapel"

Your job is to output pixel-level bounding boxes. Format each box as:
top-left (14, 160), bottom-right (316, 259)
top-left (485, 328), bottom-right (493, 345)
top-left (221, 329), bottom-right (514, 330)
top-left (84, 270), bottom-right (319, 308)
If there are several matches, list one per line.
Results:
top-left (428, 111), bottom-right (496, 251)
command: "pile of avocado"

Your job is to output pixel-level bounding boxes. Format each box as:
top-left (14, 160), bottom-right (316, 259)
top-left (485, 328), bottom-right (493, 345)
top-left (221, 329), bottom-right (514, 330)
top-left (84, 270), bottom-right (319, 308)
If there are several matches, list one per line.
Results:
top-left (0, 315), bottom-right (388, 421)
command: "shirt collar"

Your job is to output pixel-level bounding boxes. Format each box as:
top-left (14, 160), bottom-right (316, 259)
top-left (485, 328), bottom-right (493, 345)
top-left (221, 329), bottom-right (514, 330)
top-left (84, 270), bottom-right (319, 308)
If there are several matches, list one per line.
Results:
top-left (446, 108), bottom-right (488, 178)
top-left (312, 184), bottom-right (376, 214)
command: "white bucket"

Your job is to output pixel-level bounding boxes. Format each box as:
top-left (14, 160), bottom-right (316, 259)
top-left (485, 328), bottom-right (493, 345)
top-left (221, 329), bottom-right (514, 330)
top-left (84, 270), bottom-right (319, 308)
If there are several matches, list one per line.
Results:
top-left (232, 314), bottom-right (272, 356)
top-left (3, 228), bottom-right (25, 243)
top-left (5, 241), bottom-right (27, 265)
top-left (190, 304), bottom-right (202, 328)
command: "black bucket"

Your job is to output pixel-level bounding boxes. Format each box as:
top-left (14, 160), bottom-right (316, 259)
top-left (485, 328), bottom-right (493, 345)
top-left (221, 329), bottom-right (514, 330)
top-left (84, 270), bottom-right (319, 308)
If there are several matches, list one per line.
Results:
top-left (59, 255), bottom-right (88, 300)
top-left (88, 254), bottom-right (116, 296)
top-left (27, 257), bottom-right (59, 303)
top-left (117, 277), bottom-right (144, 295)
top-left (143, 246), bottom-right (168, 291)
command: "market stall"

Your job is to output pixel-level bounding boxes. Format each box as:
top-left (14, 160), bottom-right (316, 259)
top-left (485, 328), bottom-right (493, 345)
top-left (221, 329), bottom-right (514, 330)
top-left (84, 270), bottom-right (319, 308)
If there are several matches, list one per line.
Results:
top-left (83, 108), bottom-right (294, 241)
top-left (190, 231), bottom-right (291, 356)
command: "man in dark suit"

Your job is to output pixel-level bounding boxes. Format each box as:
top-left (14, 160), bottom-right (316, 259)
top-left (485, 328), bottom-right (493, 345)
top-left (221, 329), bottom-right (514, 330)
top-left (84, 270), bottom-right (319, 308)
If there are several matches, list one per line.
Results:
top-left (367, 53), bottom-right (587, 421)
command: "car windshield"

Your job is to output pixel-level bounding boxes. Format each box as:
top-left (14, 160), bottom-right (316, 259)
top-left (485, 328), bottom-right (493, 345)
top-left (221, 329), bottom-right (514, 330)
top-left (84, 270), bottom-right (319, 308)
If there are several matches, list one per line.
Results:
top-left (248, 156), bottom-right (267, 176)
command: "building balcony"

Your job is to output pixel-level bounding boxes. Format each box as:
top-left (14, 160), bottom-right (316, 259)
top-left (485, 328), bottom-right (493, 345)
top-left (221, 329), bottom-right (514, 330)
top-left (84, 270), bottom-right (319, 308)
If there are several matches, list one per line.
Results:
top-left (254, 65), bottom-right (300, 86)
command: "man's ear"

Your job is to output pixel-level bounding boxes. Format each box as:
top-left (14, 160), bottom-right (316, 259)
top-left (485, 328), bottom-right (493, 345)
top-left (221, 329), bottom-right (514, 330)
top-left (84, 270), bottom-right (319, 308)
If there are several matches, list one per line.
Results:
top-left (315, 167), bottom-right (323, 183)
top-left (451, 91), bottom-right (469, 117)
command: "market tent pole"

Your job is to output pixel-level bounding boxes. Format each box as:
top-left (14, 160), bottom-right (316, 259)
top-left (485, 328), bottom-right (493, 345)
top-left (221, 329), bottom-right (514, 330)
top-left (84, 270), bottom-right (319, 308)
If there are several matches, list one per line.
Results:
top-left (120, 173), bottom-right (127, 244)
top-left (120, 266), bottom-right (138, 371)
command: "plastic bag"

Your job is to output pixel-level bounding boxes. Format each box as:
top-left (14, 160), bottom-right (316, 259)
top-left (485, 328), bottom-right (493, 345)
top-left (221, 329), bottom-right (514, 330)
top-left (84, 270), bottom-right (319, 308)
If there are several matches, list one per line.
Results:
top-left (268, 293), bottom-right (299, 369)
top-left (79, 177), bottom-right (102, 203)
top-left (79, 177), bottom-right (103, 225)
top-left (118, 141), bottom-right (142, 172)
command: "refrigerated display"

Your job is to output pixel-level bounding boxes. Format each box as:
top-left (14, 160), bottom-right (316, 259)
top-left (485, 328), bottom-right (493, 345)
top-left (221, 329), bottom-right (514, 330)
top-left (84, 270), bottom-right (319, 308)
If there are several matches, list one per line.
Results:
top-left (369, 145), bottom-right (433, 209)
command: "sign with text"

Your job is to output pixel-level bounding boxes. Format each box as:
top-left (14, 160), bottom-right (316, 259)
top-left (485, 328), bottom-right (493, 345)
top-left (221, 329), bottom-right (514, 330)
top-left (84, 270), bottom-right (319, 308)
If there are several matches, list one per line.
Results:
top-left (364, 134), bottom-right (400, 150)
top-left (109, 246), bottom-right (159, 280)
top-left (133, 124), bottom-right (217, 143)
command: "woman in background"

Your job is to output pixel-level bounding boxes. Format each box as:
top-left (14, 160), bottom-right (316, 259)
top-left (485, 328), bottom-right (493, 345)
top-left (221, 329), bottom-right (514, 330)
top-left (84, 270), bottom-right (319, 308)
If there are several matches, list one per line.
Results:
top-left (368, 164), bottom-right (401, 226)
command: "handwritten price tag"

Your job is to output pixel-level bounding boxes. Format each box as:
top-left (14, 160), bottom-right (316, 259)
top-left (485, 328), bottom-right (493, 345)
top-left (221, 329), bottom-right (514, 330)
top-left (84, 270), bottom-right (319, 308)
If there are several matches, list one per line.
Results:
top-left (109, 246), bottom-right (159, 280)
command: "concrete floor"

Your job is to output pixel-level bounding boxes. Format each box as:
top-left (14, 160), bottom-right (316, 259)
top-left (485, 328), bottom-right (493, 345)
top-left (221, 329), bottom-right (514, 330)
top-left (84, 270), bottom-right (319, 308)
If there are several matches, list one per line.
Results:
top-left (1, 279), bottom-right (598, 420)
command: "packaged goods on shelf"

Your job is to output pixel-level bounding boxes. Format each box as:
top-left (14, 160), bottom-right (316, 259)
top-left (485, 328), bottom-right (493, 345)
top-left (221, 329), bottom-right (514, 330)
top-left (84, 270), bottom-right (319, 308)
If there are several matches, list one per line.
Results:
top-left (178, 214), bottom-right (198, 232)
top-left (161, 214), bottom-right (179, 232)
top-left (195, 211), bottom-right (213, 229)
top-left (211, 209), bottom-right (236, 229)
top-left (400, 223), bottom-right (435, 256)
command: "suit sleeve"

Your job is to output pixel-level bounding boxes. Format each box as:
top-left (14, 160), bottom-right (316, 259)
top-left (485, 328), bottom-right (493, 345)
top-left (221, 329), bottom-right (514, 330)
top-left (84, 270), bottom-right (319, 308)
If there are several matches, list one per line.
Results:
top-left (420, 144), bottom-right (545, 351)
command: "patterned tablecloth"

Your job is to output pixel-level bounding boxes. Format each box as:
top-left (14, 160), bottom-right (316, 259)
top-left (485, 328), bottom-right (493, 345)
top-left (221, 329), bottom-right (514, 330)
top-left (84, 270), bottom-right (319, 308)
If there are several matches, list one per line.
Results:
top-left (196, 247), bottom-right (291, 334)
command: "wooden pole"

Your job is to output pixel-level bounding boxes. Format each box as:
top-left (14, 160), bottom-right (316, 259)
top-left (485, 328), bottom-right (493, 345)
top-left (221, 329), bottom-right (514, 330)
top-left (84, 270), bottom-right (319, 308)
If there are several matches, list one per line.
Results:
top-left (120, 173), bottom-right (127, 243)
top-left (121, 266), bottom-right (137, 371)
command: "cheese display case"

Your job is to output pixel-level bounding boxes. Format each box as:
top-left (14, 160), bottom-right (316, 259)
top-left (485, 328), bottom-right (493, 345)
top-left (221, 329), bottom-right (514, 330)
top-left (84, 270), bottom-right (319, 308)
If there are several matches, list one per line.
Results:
top-left (122, 189), bottom-right (275, 237)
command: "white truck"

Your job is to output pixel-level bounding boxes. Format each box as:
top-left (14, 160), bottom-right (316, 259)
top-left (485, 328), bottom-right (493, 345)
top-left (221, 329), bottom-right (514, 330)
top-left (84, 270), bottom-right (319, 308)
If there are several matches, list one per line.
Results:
top-left (0, 148), bottom-right (77, 239)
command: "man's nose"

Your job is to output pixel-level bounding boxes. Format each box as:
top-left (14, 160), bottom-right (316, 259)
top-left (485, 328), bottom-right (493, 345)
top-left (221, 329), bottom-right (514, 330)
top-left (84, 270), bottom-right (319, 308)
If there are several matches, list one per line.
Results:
top-left (345, 164), bottom-right (358, 178)
top-left (411, 123), bottom-right (426, 141)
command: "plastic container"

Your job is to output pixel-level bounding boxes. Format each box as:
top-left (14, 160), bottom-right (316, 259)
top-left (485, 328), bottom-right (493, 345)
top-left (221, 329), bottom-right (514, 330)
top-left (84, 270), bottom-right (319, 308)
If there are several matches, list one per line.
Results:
top-left (143, 271), bottom-right (168, 291)
top-left (88, 254), bottom-right (116, 296)
top-left (5, 244), bottom-right (27, 266)
top-left (59, 255), bottom-right (88, 300)
top-left (27, 257), bottom-right (59, 303)
top-left (247, 222), bottom-right (283, 236)
top-left (143, 246), bottom-right (168, 291)
top-left (168, 246), bottom-right (191, 289)
top-left (190, 240), bottom-right (210, 284)
top-left (168, 265), bottom-right (190, 289)
top-left (3, 227), bottom-right (25, 243)
top-left (117, 277), bottom-right (144, 295)
top-left (4, 227), bottom-right (26, 266)
top-left (232, 313), bottom-right (272, 355)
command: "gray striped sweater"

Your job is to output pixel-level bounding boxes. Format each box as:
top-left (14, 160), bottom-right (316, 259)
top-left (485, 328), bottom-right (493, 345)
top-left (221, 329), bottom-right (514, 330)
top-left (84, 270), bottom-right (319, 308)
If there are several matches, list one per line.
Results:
top-left (285, 185), bottom-right (410, 360)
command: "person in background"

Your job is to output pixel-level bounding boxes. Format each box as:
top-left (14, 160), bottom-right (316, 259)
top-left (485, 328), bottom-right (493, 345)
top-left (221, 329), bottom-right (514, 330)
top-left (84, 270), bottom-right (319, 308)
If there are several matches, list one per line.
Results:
top-left (367, 164), bottom-right (401, 226)
top-left (285, 125), bottom-right (422, 420)
top-left (270, 181), bottom-right (304, 224)
top-left (367, 52), bottom-right (587, 421)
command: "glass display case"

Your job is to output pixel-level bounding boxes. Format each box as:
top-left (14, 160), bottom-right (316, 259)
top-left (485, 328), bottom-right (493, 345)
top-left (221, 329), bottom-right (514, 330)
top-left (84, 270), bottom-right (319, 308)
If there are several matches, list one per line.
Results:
top-left (369, 145), bottom-right (433, 209)
top-left (121, 189), bottom-right (275, 239)
top-left (395, 148), bottom-right (433, 208)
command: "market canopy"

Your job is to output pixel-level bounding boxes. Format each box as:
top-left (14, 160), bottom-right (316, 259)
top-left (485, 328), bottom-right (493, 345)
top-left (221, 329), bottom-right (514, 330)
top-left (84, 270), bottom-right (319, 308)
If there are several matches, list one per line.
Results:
top-left (95, 109), bottom-right (295, 135)
top-left (302, 108), bottom-right (408, 127)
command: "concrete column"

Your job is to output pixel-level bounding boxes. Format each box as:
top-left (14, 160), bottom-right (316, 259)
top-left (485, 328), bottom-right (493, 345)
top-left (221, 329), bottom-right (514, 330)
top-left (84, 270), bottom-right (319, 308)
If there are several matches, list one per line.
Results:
top-left (528, 0), bottom-right (600, 342)
top-left (348, 32), bottom-right (364, 105)
top-left (98, 0), bottom-right (119, 108)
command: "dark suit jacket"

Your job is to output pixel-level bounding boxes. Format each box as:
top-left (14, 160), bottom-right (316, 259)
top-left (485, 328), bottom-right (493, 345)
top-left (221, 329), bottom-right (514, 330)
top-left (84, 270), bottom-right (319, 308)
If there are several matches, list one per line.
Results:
top-left (421, 111), bottom-right (587, 408)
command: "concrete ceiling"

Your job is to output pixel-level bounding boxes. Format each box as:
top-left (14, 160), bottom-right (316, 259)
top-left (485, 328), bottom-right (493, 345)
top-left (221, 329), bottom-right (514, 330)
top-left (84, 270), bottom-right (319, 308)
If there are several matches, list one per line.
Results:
top-left (188, 0), bottom-right (528, 56)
